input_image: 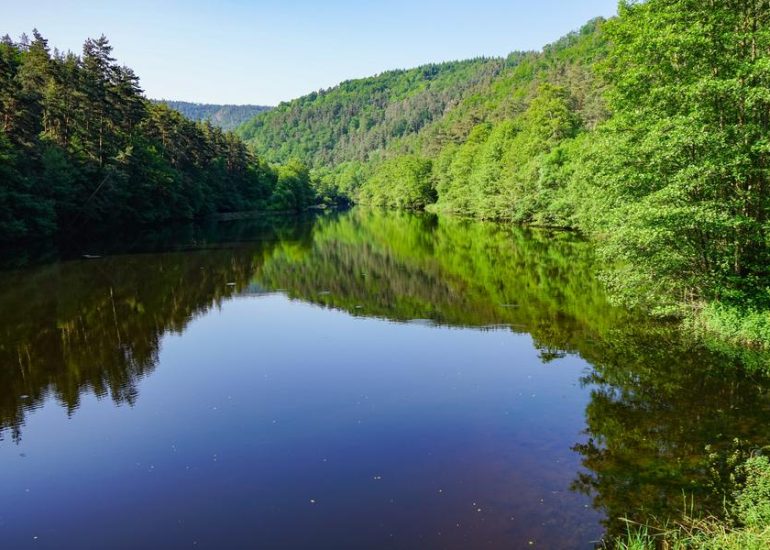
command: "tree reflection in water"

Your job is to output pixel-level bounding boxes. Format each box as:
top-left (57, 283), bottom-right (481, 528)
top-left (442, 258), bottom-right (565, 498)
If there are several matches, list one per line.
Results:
top-left (2, 208), bottom-right (770, 539)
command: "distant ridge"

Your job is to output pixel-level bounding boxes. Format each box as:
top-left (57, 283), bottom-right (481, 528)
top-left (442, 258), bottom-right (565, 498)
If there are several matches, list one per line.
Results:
top-left (153, 100), bottom-right (272, 131)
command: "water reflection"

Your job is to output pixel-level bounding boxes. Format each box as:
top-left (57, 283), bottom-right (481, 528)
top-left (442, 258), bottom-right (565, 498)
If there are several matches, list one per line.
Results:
top-left (254, 209), bottom-right (770, 535)
top-left (0, 217), bottom-right (314, 442)
top-left (573, 328), bottom-right (770, 537)
top-left (1, 208), bottom-right (770, 545)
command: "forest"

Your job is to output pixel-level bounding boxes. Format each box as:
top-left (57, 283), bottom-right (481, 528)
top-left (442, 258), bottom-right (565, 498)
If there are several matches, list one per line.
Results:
top-left (0, 32), bottom-right (314, 242)
top-left (237, 1), bottom-right (770, 350)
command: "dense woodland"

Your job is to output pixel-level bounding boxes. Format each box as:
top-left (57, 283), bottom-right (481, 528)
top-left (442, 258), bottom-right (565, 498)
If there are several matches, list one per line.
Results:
top-left (153, 100), bottom-right (271, 131)
top-left (238, 2), bottom-right (770, 347)
top-left (0, 32), bottom-right (314, 241)
top-left (236, 58), bottom-right (505, 169)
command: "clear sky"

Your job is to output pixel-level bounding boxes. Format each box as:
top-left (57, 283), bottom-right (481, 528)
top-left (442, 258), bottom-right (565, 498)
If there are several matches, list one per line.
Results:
top-left (3, 0), bottom-right (619, 105)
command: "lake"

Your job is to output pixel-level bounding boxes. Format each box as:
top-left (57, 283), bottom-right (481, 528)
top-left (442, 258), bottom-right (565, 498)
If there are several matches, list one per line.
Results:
top-left (2, 209), bottom-right (770, 549)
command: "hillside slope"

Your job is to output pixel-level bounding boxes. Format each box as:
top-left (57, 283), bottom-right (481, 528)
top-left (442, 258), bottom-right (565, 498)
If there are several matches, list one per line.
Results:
top-left (354, 18), bottom-right (609, 212)
top-left (235, 19), bottom-right (607, 204)
top-left (235, 58), bottom-right (506, 167)
top-left (155, 101), bottom-right (271, 131)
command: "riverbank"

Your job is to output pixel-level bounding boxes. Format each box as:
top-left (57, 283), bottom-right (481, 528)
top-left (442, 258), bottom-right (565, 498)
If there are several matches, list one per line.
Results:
top-left (616, 456), bottom-right (770, 549)
top-left (426, 202), bottom-right (770, 353)
top-left (688, 303), bottom-right (770, 352)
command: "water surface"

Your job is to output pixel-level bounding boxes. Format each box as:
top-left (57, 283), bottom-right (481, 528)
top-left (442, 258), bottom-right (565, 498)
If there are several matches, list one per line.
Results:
top-left (2, 209), bottom-right (770, 549)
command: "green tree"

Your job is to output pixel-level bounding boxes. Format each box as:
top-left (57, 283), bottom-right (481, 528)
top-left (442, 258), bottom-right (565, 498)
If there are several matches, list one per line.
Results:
top-left (271, 159), bottom-right (315, 212)
top-left (581, 0), bottom-right (770, 312)
top-left (358, 155), bottom-right (434, 209)
top-left (0, 32), bottom-right (312, 242)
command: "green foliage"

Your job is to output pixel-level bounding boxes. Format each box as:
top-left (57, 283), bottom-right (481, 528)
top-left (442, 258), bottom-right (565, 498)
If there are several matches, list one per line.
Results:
top-left (734, 456), bottom-right (770, 529)
top-left (0, 131), bottom-right (56, 238)
top-left (358, 155), bottom-right (434, 209)
top-left (690, 302), bottom-right (770, 350)
top-left (0, 32), bottom-right (315, 242)
top-left (432, 83), bottom-right (582, 221)
top-left (271, 159), bottom-right (315, 212)
top-left (578, 0), bottom-right (770, 316)
top-left (616, 523), bottom-right (770, 550)
top-left (614, 455), bottom-right (770, 549)
top-left (236, 58), bottom-right (504, 167)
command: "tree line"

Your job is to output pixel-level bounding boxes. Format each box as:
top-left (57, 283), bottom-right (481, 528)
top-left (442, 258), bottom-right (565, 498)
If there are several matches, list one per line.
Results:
top-left (0, 31), bottom-right (315, 242)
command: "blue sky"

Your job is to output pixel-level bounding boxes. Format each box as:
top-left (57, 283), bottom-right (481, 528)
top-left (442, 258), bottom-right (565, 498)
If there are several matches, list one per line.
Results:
top-left (3, 0), bottom-right (619, 105)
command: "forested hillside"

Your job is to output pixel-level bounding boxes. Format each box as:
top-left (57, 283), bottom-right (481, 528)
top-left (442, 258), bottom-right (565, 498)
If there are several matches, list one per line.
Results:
top-left (236, 3), bottom-right (770, 349)
top-left (236, 20), bottom-right (607, 205)
top-left (236, 58), bottom-right (505, 168)
top-left (0, 32), bottom-right (314, 241)
top-left (153, 100), bottom-right (271, 131)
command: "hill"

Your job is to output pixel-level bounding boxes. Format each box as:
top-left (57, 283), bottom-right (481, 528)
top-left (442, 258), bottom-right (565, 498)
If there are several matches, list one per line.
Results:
top-left (235, 58), bottom-right (506, 167)
top-left (155, 100), bottom-right (271, 131)
top-left (235, 19), bottom-right (608, 204)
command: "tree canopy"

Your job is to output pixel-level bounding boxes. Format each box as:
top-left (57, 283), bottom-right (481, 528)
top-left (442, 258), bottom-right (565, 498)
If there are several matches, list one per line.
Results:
top-left (0, 32), bottom-right (314, 241)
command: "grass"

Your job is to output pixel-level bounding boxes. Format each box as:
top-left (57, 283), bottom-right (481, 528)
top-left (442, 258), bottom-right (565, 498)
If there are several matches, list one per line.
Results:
top-left (614, 520), bottom-right (770, 549)
top-left (690, 302), bottom-right (770, 350)
top-left (613, 456), bottom-right (770, 549)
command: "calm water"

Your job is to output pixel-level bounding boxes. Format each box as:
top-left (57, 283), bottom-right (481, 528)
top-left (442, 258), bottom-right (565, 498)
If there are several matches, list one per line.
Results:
top-left (2, 209), bottom-right (770, 549)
